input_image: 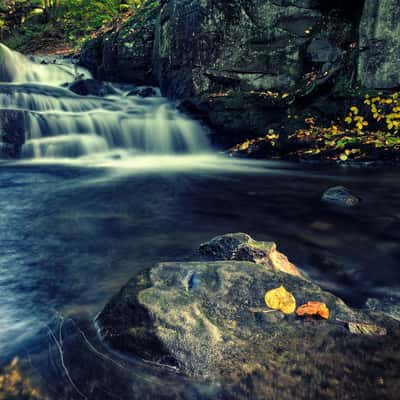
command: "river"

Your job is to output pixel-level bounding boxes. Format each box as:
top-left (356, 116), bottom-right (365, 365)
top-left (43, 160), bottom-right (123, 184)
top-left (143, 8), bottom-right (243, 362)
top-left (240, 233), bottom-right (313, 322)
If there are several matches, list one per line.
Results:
top-left (0, 44), bottom-right (399, 399)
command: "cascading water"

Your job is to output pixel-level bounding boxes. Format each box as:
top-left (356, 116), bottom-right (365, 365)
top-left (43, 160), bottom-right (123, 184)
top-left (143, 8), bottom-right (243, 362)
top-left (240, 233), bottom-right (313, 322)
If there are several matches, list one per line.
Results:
top-left (0, 43), bottom-right (209, 160)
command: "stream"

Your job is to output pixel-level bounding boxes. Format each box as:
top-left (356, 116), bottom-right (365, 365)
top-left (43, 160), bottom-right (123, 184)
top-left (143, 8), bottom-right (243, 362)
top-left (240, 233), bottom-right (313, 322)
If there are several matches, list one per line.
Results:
top-left (0, 44), bottom-right (399, 399)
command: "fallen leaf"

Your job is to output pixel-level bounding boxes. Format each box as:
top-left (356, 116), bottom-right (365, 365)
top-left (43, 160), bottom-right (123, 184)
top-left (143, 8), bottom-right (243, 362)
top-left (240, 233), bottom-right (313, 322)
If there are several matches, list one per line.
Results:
top-left (348, 322), bottom-right (387, 336)
top-left (296, 301), bottom-right (329, 319)
top-left (265, 286), bottom-right (296, 314)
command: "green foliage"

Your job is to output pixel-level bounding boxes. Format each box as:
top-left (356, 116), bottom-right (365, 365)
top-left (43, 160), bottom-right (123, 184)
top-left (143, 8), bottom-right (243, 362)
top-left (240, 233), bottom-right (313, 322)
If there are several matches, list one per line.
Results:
top-left (0, 0), bottom-right (149, 51)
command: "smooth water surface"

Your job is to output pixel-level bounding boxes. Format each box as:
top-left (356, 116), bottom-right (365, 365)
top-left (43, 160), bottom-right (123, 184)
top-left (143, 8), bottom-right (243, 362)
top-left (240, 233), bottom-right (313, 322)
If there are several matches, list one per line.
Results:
top-left (0, 158), bottom-right (399, 399)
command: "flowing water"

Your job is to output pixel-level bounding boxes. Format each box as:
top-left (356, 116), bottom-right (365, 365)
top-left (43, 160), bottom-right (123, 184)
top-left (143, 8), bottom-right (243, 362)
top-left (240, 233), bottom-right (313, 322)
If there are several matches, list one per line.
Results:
top-left (0, 45), bottom-right (400, 399)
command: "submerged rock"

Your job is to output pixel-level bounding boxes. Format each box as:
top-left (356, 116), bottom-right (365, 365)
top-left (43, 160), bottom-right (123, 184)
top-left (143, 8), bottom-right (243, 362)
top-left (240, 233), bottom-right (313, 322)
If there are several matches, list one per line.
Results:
top-left (321, 186), bottom-right (360, 207)
top-left (97, 259), bottom-right (399, 383)
top-left (199, 233), bottom-right (302, 277)
top-left (68, 79), bottom-right (117, 97)
top-left (127, 87), bottom-right (158, 98)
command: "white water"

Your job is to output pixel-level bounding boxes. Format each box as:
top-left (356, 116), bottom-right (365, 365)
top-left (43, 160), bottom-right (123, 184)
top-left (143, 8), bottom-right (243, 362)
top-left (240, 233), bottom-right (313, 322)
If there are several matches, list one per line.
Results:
top-left (0, 44), bottom-right (209, 160)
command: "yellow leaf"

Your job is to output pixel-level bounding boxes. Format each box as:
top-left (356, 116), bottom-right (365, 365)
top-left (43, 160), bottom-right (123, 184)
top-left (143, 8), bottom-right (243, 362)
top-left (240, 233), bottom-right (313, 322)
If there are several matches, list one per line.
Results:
top-left (350, 106), bottom-right (359, 115)
top-left (265, 286), bottom-right (296, 314)
top-left (239, 141), bottom-right (250, 151)
top-left (345, 117), bottom-right (352, 124)
top-left (339, 153), bottom-right (348, 161)
top-left (356, 122), bottom-right (364, 130)
top-left (348, 322), bottom-right (387, 336)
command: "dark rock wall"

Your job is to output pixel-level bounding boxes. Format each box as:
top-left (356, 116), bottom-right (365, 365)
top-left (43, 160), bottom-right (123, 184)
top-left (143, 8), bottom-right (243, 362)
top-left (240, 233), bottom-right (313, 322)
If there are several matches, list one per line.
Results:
top-left (79, 0), bottom-right (400, 144)
top-left (358, 0), bottom-right (400, 89)
top-left (80, 2), bottom-right (160, 84)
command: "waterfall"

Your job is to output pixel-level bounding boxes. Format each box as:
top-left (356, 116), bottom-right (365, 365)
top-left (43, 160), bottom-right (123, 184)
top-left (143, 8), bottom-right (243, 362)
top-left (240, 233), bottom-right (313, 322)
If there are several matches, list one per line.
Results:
top-left (0, 44), bottom-right (209, 160)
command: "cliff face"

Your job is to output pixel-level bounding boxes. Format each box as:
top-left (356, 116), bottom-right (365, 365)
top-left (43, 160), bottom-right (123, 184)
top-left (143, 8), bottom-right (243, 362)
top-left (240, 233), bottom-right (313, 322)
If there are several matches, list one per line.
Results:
top-left (154, 0), bottom-right (355, 97)
top-left (358, 0), bottom-right (400, 89)
top-left (79, 0), bottom-right (400, 144)
top-left (80, 2), bottom-right (160, 84)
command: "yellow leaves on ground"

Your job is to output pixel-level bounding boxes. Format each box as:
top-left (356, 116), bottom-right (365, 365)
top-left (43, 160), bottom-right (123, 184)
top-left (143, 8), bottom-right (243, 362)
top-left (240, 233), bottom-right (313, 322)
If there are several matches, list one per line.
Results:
top-left (264, 286), bottom-right (296, 314)
top-left (296, 301), bottom-right (330, 320)
top-left (348, 322), bottom-right (387, 336)
top-left (0, 358), bottom-right (43, 400)
top-left (228, 131), bottom-right (281, 155)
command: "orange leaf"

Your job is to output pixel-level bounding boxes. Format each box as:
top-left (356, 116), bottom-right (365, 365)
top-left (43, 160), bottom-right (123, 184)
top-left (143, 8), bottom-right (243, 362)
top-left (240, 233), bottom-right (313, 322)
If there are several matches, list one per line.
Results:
top-left (296, 301), bottom-right (329, 320)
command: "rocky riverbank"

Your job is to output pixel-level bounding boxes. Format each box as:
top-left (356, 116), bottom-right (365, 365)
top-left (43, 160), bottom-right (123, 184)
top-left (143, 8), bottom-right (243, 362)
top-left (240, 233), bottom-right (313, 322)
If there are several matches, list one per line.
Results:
top-left (97, 233), bottom-right (400, 399)
top-left (79, 0), bottom-right (400, 162)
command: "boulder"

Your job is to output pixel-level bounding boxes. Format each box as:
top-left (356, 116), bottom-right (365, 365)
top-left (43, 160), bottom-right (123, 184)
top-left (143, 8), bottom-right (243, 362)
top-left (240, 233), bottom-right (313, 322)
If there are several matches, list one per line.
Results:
top-left (68, 79), bottom-right (117, 97)
top-left (358, 0), bottom-right (400, 89)
top-left (126, 87), bottom-right (158, 97)
top-left (199, 233), bottom-right (302, 277)
top-left (321, 186), bottom-right (360, 207)
top-left (97, 259), bottom-right (399, 386)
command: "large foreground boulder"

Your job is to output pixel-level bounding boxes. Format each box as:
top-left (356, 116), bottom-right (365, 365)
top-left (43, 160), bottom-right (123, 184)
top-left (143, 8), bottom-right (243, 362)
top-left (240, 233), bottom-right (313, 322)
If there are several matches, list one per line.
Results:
top-left (98, 258), bottom-right (399, 397)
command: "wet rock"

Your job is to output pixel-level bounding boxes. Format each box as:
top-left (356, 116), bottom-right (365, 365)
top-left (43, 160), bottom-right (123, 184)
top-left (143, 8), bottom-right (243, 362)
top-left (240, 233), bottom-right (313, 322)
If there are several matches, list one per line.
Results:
top-left (97, 260), bottom-right (399, 380)
top-left (358, 0), bottom-right (400, 89)
top-left (79, 2), bottom-right (159, 84)
top-left (365, 297), bottom-right (400, 322)
top-left (68, 79), bottom-right (117, 97)
top-left (127, 87), bottom-right (158, 97)
top-left (306, 38), bottom-right (343, 64)
top-left (0, 110), bottom-right (27, 158)
top-left (154, 0), bottom-right (321, 98)
top-left (80, 1), bottom-right (383, 147)
top-left (321, 186), bottom-right (360, 207)
top-left (199, 233), bottom-right (302, 277)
